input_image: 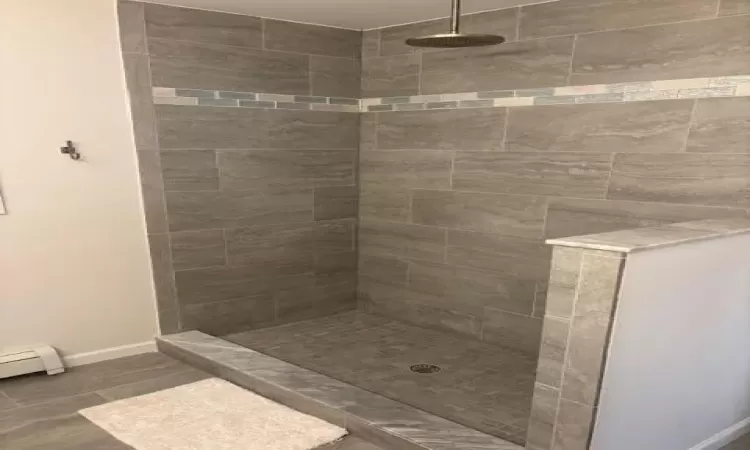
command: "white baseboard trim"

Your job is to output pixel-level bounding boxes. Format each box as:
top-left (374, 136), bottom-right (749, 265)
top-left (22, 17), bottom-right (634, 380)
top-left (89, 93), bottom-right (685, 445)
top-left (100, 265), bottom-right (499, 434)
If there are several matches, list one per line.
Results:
top-left (63, 340), bottom-right (157, 368)
top-left (689, 417), bottom-right (750, 450)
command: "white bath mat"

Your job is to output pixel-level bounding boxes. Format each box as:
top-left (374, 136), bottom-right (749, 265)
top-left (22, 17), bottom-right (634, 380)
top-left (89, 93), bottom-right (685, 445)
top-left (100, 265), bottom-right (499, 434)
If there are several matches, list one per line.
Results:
top-left (79, 378), bottom-right (347, 450)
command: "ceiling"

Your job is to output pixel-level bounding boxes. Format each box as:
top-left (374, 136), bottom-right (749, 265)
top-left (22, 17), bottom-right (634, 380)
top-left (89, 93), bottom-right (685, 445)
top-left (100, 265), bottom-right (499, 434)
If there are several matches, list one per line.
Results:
top-left (139, 0), bottom-right (557, 30)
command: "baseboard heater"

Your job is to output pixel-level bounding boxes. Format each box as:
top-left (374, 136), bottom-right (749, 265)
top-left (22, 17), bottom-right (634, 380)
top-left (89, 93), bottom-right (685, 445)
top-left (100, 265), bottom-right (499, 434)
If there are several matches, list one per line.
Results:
top-left (0, 345), bottom-right (65, 379)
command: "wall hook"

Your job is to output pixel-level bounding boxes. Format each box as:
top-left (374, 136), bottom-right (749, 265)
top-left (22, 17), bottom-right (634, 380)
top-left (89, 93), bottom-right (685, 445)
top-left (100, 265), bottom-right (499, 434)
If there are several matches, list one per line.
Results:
top-left (60, 140), bottom-right (81, 161)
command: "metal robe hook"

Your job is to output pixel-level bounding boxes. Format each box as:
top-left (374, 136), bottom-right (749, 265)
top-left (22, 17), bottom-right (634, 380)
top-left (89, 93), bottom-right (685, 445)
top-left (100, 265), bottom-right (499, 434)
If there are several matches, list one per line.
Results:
top-left (60, 140), bottom-right (81, 161)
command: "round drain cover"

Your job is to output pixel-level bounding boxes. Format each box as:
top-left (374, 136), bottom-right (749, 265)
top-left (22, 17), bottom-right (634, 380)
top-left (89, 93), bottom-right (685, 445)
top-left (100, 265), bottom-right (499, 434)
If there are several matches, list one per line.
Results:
top-left (410, 364), bottom-right (441, 374)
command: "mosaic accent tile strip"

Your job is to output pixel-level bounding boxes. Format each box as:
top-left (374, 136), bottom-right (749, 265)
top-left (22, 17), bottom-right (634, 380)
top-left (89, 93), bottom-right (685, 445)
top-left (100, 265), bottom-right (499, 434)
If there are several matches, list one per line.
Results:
top-left (153, 75), bottom-right (750, 113)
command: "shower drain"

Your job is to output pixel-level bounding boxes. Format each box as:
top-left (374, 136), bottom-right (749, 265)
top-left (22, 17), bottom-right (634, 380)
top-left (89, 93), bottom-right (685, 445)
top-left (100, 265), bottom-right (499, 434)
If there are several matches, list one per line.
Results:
top-left (410, 364), bottom-right (441, 374)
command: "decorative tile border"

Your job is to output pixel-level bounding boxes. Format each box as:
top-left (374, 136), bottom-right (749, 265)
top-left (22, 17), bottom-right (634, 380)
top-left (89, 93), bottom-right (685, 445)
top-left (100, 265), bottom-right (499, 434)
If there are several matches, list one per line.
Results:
top-left (153, 75), bottom-right (750, 113)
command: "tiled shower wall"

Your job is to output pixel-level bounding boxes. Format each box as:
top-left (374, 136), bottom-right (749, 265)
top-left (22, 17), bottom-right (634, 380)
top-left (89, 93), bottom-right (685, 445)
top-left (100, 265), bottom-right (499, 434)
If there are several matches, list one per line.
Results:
top-left (118, 1), bottom-right (361, 335)
top-left (357, 0), bottom-right (750, 353)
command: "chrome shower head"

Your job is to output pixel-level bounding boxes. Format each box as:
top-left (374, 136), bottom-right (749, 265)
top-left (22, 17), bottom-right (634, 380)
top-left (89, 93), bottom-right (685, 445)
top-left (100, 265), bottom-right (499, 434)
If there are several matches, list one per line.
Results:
top-left (405, 0), bottom-right (506, 48)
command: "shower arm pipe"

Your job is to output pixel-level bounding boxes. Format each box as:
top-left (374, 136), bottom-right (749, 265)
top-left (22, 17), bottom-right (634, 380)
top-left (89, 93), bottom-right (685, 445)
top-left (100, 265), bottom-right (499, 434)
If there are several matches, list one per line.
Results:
top-left (450, 0), bottom-right (461, 34)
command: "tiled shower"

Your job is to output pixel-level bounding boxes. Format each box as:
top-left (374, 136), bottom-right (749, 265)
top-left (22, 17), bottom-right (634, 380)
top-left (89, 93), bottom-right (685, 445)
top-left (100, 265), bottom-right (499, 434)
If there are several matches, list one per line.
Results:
top-left (119, 0), bottom-right (750, 448)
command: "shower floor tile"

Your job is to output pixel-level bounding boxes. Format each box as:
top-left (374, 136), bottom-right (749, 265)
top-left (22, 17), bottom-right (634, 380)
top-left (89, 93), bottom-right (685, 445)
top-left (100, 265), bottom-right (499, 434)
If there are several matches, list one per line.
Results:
top-left (224, 311), bottom-right (537, 444)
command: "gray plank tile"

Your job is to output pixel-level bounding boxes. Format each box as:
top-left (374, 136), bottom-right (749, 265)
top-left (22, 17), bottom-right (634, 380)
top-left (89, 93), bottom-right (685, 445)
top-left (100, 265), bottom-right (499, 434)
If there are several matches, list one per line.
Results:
top-left (218, 150), bottom-right (355, 190)
top-left (170, 229), bottom-right (227, 270)
top-left (0, 394), bottom-right (105, 434)
top-left (360, 150), bottom-right (452, 190)
top-left (118, 1), bottom-right (146, 54)
top-left (263, 19), bottom-right (361, 58)
top-left (526, 383), bottom-right (559, 450)
top-left (157, 105), bottom-right (358, 150)
top-left (453, 152), bottom-right (612, 198)
top-left (506, 100), bottom-right (694, 153)
top-left (552, 399), bottom-right (596, 450)
top-left (608, 153), bottom-right (750, 207)
top-left (165, 189), bottom-right (312, 232)
top-left (147, 233), bottom-right (178, 312)
top-left (158, 308), bottom-right (181, 335)
top-left (1, 354), bottom-right (181, 406)
top-left (361, 282), bottom-right (483, 339)
top-left (315, 250), bottom-right (357, 285)
top-left (136, 151), bottom-right (168, 234)
top-left (149, 39), bottom-right (309, 94)
top-left (315, 219), bottom-right (356, 254)
top-left (361, 54), bottom-right (421, 98)
top-left (359, 220), bottom-right (446, 263)
top-left (314, 185), bottom-right (358, 220)
top-left (411, 189), bottom-right (546, 238)
top-left (276, 281), bottom-right (356, 324)
top-left (720, 0), bottom-right (750, 16)
top-left (225, 223), bottom-right (315, 269)
top-left (123, 54), bottom-right (157, 150)
top-left (360, 113), bottom-right (378, 151)
top-left (174, 267), bottom-right (315, 306)
top-left (376, 108), bottom-right (506, 151)
top-left (536, 317), bottom-right (570, 389)
top-left (545, 247), bottom-right (583, 320)
top-left (311, 55), bottom-right (361, 98)
top-left (144, 3), bottom-right (262, 48)
top-left (359, 187), bottom-right (411, 222)
top-left (561, 253), bottom-right (623, 406)
top-left (482, 308), bottom-right (543, 356)
top-left (420, 36), bottom-right (574, 94)
top-left (571, 15), bottom-right (750, 85)
top-left (361, 29), bottom-right (380, 59)
top-left (408, 260), bottom-right (537, 315)
top-left (0, 393), bottom-right (17, 412)
top-left (519, 0), bottom-right (717, 39)
top-left (181, 295), bottom-right (275, 334)
top-left (97, 368), bottom-right (209, 401)
top-left (687, 97), bottom-right (750, 153)
top-left (160, 150), bottom-right (219, 191)
top-left (358, 255), bottom-right (409, 286)
top-left (544, 197), bottom-right (749, 239)
top-left (446, 230), bottom-right (551, 280)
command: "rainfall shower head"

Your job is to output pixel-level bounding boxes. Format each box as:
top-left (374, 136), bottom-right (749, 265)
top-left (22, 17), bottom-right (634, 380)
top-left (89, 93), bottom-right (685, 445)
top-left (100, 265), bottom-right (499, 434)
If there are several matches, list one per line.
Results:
top-left (405, 0), bottom-right (506, 48)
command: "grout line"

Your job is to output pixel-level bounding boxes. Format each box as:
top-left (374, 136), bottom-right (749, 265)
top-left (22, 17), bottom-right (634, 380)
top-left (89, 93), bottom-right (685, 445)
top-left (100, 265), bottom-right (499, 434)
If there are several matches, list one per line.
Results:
top-left (501, 108), bottom-right (511, 151)
top-left (715, 0), bottom-right (722, 18)
top-left (603, 153), bottom-right (616, 200)
top-left (565, 34), bottom-right (578, 85)
top-left (514, 6), bottom-right (523, 42)
top-left (682, 98), bottom-right (700, 152)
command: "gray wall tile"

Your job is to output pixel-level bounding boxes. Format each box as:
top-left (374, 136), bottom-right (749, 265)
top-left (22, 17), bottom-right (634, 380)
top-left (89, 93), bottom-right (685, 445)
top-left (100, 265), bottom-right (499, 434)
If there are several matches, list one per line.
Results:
top-left (263, 19), bottom-right (361, 58)
top-left (315, 251), bottom-right (357, 285)
top-left (147, 233), bottom-right (178, 312)
top-left (361, 54), bottom-right (421, 98)
top-left (482, 308), bottom-right (543, 356)
top-left (506, 100), bottom-right (694, 153)
top-left (158, 308), bottom-right (181, 334)
top-left (314, 186), bottom-right (358, 221)
top-left (376, 109), bottom-right (506, 151)
top-left (527, 383), bottom-right (560, 450)
top-left (170, 229), bottom-right (227, 270)
top-left (359, 255), bottom-right (409, 286)
top-left (276, 281), bottom-right (356, 324)
top-left (720, 0), bottom-right (750, 16)
top-left (118, 1), bottom-right (147, 54)
top-left (420, 36), bottom-right (574, 94)
top-left (181, 295), bottom-right (275, 335)
top-left (453, 152), bottom-right (612, 198)
top-left (544, 197), bottom-right (749, 239)
top-left (165, 189), bottom-right (313, 232)
top-left (136, 151), bottom-right (168, 234)
top-left (687, 97), bottom-right (750, 153)
top-left (144, 3), bottom-right (262, 48)
top-left (359, 187), bottom-right (411, 222)
top-left (361, 29), bottom-right (380, 59)
top-left (411, 189), bottom-right (546, 238)
top-left (218, 150), bottom-right (355, 190)
top-left (315, 219), bottom-right (356, 254)
top-left (571, 15), bottom-right (750, 85)
top-left (537, 317), bottom-right (570, 388)
top-left (149, 39), bottom-right (310, 94)
top-left (360, 114), bottom-right (377, 151)
top-left (359, 220), bottom-right (446, 263)
top-left (552, 399), bottom-right (596, 450)
top-left (608, 153), bottom-right (750, 207)
top-left (519, 0), bottom-right (717, 39)
top-left (378, 18), bottom-right (445, 57)
top-left (360, 150), bottom-right (452, 190)
top-left (311, 56), bottom-right (361, 98)
top-left (545, 247), bottom-right (582, 320)
top-left (160, 150), bottom-right (219, 191)
top-left (225, 223), bottom-right (315, 270)
top-left (156, 105), bottom-right (358, 149)
top-left (446, 230), bottom-right (550, 281)
top-left (123, 54), bottom-right (157, 150)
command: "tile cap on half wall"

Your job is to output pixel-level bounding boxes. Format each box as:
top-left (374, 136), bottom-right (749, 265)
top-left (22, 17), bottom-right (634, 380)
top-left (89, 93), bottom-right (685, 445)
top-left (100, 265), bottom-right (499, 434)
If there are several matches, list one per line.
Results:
top-left (546, 218), bottom-right (750, 253)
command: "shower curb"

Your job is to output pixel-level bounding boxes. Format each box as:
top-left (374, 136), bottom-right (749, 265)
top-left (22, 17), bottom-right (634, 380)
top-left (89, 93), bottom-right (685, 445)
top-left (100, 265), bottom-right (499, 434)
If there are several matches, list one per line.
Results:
top-left (157, 331), bottom-right (524, 450)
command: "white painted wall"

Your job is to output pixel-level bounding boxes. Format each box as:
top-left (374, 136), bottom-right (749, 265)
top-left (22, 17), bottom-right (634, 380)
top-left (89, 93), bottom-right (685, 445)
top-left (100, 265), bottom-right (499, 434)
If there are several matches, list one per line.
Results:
top-left (0, 0), bottom-right (159, 363)
top-left (592, 235), bottom-right (750, 450)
